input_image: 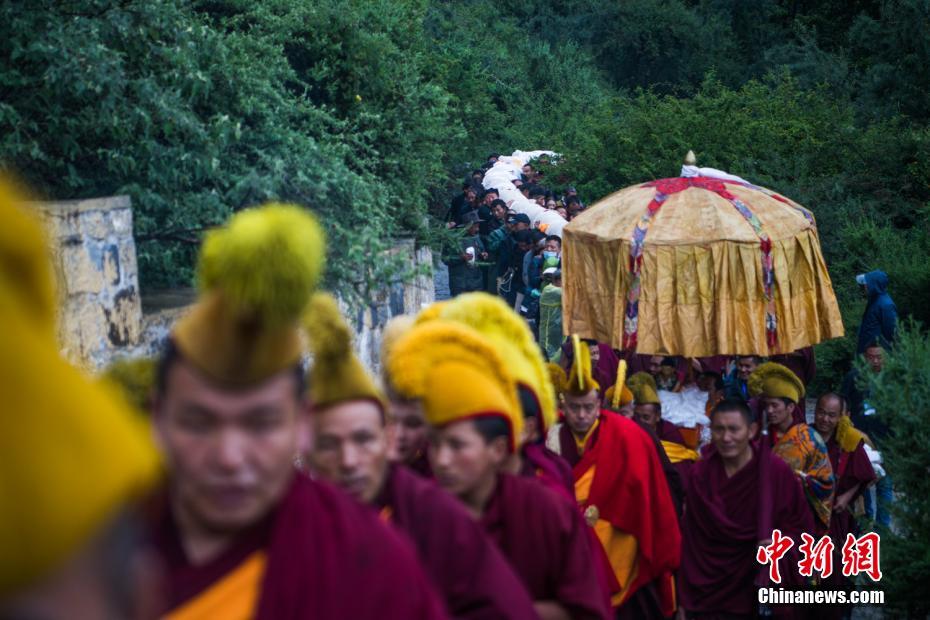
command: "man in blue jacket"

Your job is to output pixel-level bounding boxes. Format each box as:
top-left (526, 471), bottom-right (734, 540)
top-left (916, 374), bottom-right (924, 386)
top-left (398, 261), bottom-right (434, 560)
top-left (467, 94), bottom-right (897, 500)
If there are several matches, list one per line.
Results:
top-left (856, 270), bottom-right (897, 354)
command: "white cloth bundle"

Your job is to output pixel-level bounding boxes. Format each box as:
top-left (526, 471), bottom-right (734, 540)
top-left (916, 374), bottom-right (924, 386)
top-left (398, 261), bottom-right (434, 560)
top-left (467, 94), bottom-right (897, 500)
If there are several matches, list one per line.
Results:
top-left (483, 150), bottom-right (567, 237)
top-left (658, 387), bottom-right (710, 429)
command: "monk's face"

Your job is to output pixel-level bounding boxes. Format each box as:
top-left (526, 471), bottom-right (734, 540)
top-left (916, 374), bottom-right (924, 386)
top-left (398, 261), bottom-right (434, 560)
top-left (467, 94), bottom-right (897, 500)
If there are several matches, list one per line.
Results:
top-left (388, 398), bottom-right (429, 465)
top-left (813, 395), bottom-right (843, 440)
top-left (154, 358), bottom-right (306, 533)
top-left (710, 410), bottom-right (757, 461)
top-left (563, 389), bottom-right (601, 436)
top-left (763, 397), bottom-right (795, 431)
top-left (634, 403), bottom-right (661, 432)
top-left (429, 419), bottom-right (508, 503)
top-left (309, 400), bottom-right (389, 505)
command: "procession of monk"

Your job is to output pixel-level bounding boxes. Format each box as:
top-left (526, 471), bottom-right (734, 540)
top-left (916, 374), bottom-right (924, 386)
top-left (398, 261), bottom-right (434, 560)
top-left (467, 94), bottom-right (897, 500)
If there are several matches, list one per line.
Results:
top-left (2, 180), bottom-right (888, 619)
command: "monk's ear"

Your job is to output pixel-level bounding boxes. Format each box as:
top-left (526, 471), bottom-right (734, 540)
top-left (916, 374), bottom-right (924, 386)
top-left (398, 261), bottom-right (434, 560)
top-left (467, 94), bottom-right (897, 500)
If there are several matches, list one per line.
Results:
top-left (748, 420), bottom-right (760, 440)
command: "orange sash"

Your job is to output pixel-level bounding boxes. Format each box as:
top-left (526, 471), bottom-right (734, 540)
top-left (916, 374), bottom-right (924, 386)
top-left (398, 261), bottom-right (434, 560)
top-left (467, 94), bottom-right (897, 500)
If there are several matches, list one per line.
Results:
top-left (164, 551), bottom-right (267, 620)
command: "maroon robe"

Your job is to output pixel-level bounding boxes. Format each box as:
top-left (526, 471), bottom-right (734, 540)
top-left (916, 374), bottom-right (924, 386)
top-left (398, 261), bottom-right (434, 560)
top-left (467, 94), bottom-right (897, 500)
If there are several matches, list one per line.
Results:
top-left (520, 442), bottom-right (575, 500)
top-left (657, 419), bottom-right (696, 495)
top-left (480, 472), bottom-right (611, 620)
top-left (152, 472), bottom-right (448, 619)
top-left (406, 448), bottom-right (434, 478)
top-left (822, 435), bottom-right (876, 617)
top-left (376, 464), bottom-right (537, 619)
top-left (680, 445), bottom-right (814, 618)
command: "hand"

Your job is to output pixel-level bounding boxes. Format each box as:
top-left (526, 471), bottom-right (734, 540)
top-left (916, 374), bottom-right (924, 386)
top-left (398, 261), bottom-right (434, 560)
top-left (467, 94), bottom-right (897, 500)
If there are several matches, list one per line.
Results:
top-left (834, 496), bottom-right (850, 513)
top-left (479, 252), bottom-right (488, 259)
top-left (446, 221), bottom-right (456, 229)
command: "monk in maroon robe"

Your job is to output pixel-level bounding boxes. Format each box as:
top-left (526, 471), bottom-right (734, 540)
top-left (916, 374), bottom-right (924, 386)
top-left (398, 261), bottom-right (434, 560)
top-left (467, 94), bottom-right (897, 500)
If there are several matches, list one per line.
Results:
top-left (680, 399), bottom-right (814, 619)
top-left (813, 393), bottom-right (877, 620)
top-left (303, 305), bottom-right (540, 620)
top-left (150, 345), bottom-right (447, 620)
top-left (152, 473), bottom-right (446, 619)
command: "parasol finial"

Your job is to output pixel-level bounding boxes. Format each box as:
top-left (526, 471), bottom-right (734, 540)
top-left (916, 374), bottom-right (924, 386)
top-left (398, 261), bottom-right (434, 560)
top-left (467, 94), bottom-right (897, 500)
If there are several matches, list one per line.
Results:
top-left (684, 150), bottom-right (697, 166)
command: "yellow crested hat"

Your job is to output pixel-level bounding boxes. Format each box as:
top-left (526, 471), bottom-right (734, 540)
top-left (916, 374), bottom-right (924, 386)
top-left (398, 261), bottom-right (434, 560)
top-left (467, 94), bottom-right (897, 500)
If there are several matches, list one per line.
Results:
top-left (305, 292), bottom-right (385, 411)
top-left (604, 360), bottom-right (633, 408)
top-left (748, 362), bottom-right (805, 403)
top-left (430, 292), bottom-right (557, 432)
top-left (380, 314), bottom-right (416, 372)
top-left (565, 335), bottom-right (600, 396)
top-left (627, 371), bottom-right (660, 406)
top-left (385, 319), bottom-right (522, 451)
top-left (100, 356), bottom-right (157, 415)
top-left (0, 181), bottom-right (160, 597)
top-left (172, 203), bottom-right (325, 386)
top-left (415, 300), bottom-right (449, 324)
top-left (547, 362), bottom-right (568, 397)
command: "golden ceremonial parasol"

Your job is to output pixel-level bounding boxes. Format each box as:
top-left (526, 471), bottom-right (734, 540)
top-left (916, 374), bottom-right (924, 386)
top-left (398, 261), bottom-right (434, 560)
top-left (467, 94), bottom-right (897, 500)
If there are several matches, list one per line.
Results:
top-left (562, 152), bottom-right (844, 357)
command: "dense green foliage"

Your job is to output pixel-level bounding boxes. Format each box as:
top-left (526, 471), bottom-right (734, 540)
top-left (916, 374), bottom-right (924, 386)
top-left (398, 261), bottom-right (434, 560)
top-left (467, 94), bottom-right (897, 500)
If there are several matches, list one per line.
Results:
top-left (2, 0), bottom-right (928, 371)
top-left (864, 323), bottom-right (930, 615)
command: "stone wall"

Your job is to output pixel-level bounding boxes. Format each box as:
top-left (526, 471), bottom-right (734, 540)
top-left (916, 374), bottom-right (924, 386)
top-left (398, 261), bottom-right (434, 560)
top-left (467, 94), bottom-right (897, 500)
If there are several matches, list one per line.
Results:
top-left (35, 194), bottom-right (434, 372)
top-left (33, 196), bottom-right (142, 370)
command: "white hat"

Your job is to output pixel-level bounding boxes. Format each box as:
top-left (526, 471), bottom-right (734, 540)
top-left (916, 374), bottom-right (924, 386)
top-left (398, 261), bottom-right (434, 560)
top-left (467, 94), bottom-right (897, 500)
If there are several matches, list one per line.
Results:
top-left (856, 274), bottom-right (867, 285)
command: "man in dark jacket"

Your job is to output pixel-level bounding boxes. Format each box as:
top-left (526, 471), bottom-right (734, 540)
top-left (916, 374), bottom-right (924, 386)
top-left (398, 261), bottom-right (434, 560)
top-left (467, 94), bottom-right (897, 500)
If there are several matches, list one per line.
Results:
top-left (856, 270), bottom-right (897, 354)
top-left (446, 211), bottom-right (488, 297)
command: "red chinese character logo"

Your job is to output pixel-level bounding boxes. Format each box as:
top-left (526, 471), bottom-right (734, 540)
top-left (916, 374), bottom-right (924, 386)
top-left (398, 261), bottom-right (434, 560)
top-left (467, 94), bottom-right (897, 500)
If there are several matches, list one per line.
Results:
top-left (841, 532), bottom-right (882, 581)
top-left (756, 529), bottom-right (794, 584)
top-left (797, 533), bottom-right (835, 578)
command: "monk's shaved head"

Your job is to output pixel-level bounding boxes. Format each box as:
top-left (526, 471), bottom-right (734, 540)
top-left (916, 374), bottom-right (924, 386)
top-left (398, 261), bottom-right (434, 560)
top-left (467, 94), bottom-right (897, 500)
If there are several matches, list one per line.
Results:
top-left (710, 398), bottom-right (755, 426)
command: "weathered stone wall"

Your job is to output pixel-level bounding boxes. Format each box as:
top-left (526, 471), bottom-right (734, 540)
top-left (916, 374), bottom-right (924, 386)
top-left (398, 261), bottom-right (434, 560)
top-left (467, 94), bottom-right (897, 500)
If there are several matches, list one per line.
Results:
top-left (33, 196), bottom-right (142, 369)
top-left (36, 195), bottom-right (434, 372)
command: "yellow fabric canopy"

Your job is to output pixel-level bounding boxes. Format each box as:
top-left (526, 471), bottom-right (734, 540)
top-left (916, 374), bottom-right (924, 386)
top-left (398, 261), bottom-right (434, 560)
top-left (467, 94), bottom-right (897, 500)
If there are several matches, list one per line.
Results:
top-left (563, 176), bottom-right (843, 356)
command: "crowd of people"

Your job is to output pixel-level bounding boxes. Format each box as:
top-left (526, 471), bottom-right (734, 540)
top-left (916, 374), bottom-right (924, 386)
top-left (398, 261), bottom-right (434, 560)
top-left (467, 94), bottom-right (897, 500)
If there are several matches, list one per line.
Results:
top-left (3, 168), bottom-right (899, 620)
top-left (443, 155), bottom-right (579, 353)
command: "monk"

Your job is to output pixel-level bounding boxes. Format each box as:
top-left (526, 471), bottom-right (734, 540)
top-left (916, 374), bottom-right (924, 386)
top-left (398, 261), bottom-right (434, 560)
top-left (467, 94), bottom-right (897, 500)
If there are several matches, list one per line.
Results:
top-left (749, 362), bottom-right (835, 533)
top-left (0, 187), bottom-right (160, 620)
top-left (417, 293), bottom-right (580, 506)
top-left (305, 293), bottom-right (538, 619)
top-left (813, 392), bottom-right (876, 619)
top-left (380, 315), bottom-right (433, 476)
top-left (547, 338), bottom-right (680, 619)
top-left (148, 205), bottom-right (446, 619)
top-left (387, 319), bottom-right (611, 620)
top-left (628, 371), bottom-right (700, 492)
top-left (679, 399), bottom-right (814, 618)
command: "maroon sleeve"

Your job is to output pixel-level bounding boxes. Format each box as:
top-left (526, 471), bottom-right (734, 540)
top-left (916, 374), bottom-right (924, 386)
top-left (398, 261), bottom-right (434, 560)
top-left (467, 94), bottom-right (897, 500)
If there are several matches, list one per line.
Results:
top-left (846, 442), bottom-right (877, 492)
top-left (548, 492), bottom-right (612, 620)
top-left (396, 468), bottom-right (538, 620)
